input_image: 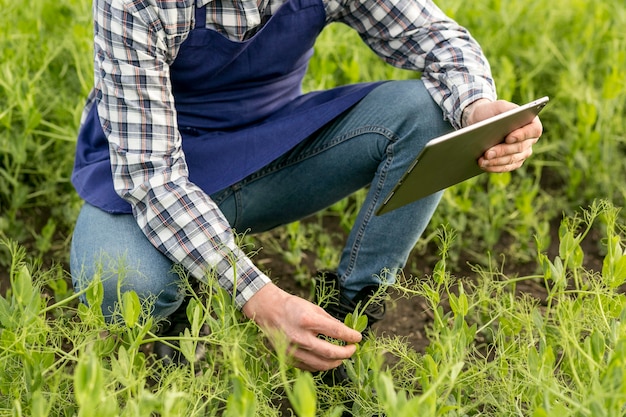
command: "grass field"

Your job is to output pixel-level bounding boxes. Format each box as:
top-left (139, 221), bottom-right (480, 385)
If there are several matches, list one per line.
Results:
top-left (1, 0), bottom-right (626, 415)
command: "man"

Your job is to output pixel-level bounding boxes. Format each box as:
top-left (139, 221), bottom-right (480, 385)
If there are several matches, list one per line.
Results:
top-left (70, 0), bottom-right (542, 372)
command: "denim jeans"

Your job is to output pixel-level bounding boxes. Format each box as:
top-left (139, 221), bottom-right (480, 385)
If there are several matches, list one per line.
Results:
top-left (70, 80), bottom-right (453, 319)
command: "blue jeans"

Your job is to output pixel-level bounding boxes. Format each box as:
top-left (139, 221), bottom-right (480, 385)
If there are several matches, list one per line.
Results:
top-left (70, 80), bottom-right (453, 319)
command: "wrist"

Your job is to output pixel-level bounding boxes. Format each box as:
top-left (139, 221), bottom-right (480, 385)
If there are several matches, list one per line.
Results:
top-left (241, 282), bottom-right (286, 324)
top-left (461, 98), bottom-right (492, 127)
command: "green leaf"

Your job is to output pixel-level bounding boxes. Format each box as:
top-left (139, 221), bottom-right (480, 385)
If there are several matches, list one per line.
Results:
top-left (376, 373), bottom-right (398, 411)
top-left (186, 298), bottom-right (203, 336)
top-left (288, 371), bottom-right (317, 417)
top-left (121, 290), bottom-right (140, 328)
top-left (547, 256), bottom-right (566, 288)
top-left (605, 253), bottom-right (626, 289)
top-left (179, 328), bottom-right (196, 364)
top-left (344, 312), bottom-right (368, 333)
top-left (12, 264), bottom-right (33, 306)
top-left (74, 351), bottom-right (104, 407)
top-left (457, 290), bottom-right (468, 316)
top-left (85, 272), bottom-right (104, 308)
top-left (355, 314), bottom-right (368, 333)
top-left (29, 390), bottom-right (50, 417)
top-left (528, 346), bottom-right (540, 374)
top-left (224, 376), bottom-right (257, 417)
top-left (590, 330), bottom-right (606, 363)
top-left (0, 296), bottom-right (14, 328)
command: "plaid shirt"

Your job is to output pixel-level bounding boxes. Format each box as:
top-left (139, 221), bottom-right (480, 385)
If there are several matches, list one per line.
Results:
top-left (86, 0), bottom-right (496, 308)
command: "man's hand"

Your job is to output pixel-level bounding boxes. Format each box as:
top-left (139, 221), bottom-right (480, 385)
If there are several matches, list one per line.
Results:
top-left (242, 283), bottom-right (362, 372)
top-left (462, 99), bottom-right (543, 173)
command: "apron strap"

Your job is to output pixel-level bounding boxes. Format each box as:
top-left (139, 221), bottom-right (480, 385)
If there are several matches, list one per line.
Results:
top-left (195, 4), bottom-right (206, 29)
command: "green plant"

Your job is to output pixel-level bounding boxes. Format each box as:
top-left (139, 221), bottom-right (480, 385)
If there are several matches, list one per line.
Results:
top-left (0, 0), bottom-right (90, 266)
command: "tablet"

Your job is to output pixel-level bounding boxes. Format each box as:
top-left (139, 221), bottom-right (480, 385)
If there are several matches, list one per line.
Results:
top-left (376, 96), bottom-right (549, 216)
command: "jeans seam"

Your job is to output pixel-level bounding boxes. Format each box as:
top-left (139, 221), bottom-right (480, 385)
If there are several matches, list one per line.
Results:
top-left (232, 183), bottom-right (243, 230)
top-left (342, 138), bottom-right (396, 281)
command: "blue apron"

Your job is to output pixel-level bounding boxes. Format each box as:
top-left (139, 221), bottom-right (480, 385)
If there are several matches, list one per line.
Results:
top-left (72, 0), bottom-right (383, 213)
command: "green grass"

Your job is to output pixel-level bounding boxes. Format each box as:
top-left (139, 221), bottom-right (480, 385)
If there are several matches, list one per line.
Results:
top-left (1, 0), bottom-right (626, 415)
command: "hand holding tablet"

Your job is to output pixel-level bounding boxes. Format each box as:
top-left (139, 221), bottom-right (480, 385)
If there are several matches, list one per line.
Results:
top-left (376, 97), bottom-right (549, 216)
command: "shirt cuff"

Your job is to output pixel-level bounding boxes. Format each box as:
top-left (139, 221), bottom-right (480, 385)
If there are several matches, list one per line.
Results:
top-left (189, 250), bottom-right (272, 310)
top-left (451, 82), bottom-right (497, 129)
top-left (232, 269), bottom-right (272, 309)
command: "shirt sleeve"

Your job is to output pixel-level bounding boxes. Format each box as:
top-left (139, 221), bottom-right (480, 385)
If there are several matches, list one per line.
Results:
top-left (93, 0), bottom-right (270, 308)
top-left (326, 0), bottom-right (497, 129)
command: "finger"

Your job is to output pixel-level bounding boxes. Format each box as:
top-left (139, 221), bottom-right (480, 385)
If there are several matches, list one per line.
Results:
top-left (286, 332), bottom-right (357, 371)
top-left (313, 317), bottom-right (363, 345)
top-left (303, 306), bottom-right (363, 344)
top-left (266, 328), bottom-right (354, 371)
top-left (294, 331), bottom-right (358, 360)
top-left (290, 343), bottom-right (352, 371)
top-left (479, 145), bottom-right (533, 172)
top-left (482, 138), bottom-right (535, 162)
top-left (480, 150), bottom-right (530, 172)
top-left (481, 159), bottom-right (526, 173)
top-left (291, 355), bottom-right (343, 372)
top-left (504, 117), bottom-right (543, 144)
top-left (284, 313), bottom-right (360, 358)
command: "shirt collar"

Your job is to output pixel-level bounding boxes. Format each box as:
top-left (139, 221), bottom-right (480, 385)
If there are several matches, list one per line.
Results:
top-left (196, 0), bottom-right (264, 8)
top-left (195, 0), bottom-right (263, 32)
